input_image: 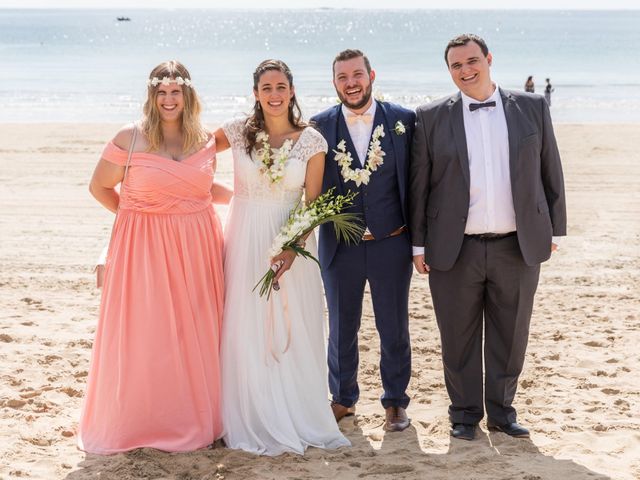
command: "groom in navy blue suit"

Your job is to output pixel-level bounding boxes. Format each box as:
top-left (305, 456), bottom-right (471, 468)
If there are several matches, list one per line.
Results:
top-left (311, 49), bottom-right (414, 432)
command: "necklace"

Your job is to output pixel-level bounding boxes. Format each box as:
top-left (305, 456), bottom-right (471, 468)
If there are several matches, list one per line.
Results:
top-left (333, 124), bottom-right (386, 187)
top-left (255, 131), bottom-right (293, 184)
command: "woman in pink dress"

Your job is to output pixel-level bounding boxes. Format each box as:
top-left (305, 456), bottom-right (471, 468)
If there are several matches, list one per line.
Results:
top-left (79, 61), bottom-right (229, 454)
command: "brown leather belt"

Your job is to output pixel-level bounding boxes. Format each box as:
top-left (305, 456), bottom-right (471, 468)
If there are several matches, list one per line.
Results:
top-left (465, 231), bottom-right (516, 240)
top-left (362, 225), bottom-right (407, 242)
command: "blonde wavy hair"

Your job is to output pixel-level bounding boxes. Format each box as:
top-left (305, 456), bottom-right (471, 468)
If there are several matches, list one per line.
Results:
top-left (141, 60), bottom-right (208, 153)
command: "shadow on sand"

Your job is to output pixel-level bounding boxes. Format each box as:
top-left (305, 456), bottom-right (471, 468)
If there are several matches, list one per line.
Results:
top-left (66, 420), bottom-right (611, 480)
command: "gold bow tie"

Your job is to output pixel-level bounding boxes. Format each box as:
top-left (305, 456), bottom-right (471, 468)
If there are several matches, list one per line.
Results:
top-left (345, 113), bottom-right (373, 125)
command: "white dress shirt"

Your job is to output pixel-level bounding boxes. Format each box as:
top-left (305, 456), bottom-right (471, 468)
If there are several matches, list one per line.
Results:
top-left (461, 86), bottom-right (516, 235)
top-left (342, 101), bottom-right (376, 166)
top-left (413, 85), bottom-right (558, 257)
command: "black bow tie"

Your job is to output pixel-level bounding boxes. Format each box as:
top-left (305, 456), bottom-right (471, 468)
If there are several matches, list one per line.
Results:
top-left (469, 101), bottom-right (496, 112)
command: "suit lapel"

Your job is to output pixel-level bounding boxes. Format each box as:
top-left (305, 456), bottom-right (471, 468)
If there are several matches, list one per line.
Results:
top-left (378, 101), bottom-right (408, 220)
top-left (449, 93), bottom-right (471, 189)
top-left (328, 107), bottom-right (351, 195)
top-left (500, 88), bottom-right (520, 184)
top-left (378, 101), bottom-right (403, 184)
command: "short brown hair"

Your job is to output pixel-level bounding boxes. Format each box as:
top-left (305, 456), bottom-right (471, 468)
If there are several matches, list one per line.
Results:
top-left (444, 34), bottom-right (489, 65)
top-left (332, 49), bottom-right (372, 75)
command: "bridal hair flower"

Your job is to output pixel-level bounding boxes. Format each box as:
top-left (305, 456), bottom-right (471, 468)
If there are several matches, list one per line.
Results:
top-left (146, 76), bottom-right (194, 88)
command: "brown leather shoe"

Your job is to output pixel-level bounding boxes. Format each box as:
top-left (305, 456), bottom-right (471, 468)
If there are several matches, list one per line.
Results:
top-left (331, 401), bottom-right (356, 422)
top-left (384, 406), bottom-right (410, 432)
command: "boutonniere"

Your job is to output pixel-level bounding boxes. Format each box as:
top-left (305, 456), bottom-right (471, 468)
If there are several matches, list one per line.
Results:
top-left (394, 121), bottom-right (406, 135)
top-left (333, 124), bottom-right (386, 187)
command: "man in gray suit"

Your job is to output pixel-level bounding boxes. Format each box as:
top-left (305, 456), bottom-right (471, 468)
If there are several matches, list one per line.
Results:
top-left (409, 34), bottom-right (566, 441)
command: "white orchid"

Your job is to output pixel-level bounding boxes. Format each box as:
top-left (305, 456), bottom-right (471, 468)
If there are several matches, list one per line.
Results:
top-left (255, 132), bottom-right (292, 184)
top-left (255, 189), bottom-right (364, 299)
top-left (394, 121), bottom-right (406, 135)
top-left (334, 124), bottom-right (386, 186)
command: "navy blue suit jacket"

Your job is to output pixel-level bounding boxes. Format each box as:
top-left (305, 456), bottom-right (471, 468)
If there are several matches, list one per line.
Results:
top-left (311, 101), bottom-right (415, 268)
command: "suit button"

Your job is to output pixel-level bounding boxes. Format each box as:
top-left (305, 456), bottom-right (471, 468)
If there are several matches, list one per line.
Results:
top-left (461, 217), bottom-right (466, 222)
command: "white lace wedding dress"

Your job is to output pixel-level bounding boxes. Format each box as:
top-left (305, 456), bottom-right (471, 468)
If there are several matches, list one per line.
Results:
top-left (219, 118), bottom-right (350, 456)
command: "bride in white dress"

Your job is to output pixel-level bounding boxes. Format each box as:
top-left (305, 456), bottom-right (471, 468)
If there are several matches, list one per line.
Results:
top-left (214, 59), bottom-right (350, 456)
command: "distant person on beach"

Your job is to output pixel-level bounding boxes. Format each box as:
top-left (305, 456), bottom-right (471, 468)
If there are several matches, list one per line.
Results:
top-left (545, 78), bottom-right (554, 106)
top-left (524, 75), bottom-right (535, 93)
top-left (409, 34), bottom-right (567, 441)
top-left (79, 61), bottom-right (230, 454)
top-left (213, 59), bottom-right (350, 455)
top-left (312, 49), bottom-right (415, 432)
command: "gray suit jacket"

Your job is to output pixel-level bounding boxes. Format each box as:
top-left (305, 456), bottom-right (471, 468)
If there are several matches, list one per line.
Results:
top-left (408, 88), bottom-right (567, 271)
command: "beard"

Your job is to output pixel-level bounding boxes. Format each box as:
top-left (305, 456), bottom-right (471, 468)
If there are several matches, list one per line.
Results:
top-left (337, 82), bottom-right (373, 111)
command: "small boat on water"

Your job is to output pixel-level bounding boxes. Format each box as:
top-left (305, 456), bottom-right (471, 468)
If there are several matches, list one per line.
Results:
top-left (117, 17), bottom-right (131, 21)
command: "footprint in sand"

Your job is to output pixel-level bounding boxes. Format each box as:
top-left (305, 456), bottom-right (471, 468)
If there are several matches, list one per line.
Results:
top-left (37, 355), bottom-right (63, 366)
top-left (59, 387), bottom-right (82, 398)
top-left (601, 388), bottom-right (621, 395)
top-left (0, 334), bottom-right (13, 342)
top-left (23, 436), bottom-right (53, 447)
top-left (5, 399), bottom-right (27, 409)
top-left (520, 379), bottom-right (535, 389)
top-left (20, 297), bottom-right (42, 306)
top-left (615, 399), bottom-right (630, 410)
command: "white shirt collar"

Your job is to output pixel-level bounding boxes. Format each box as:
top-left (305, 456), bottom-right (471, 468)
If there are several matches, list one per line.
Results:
top-left (461, 84), bottom-right (501, 111)
top-left (341, 100), bottom-right (377, 120)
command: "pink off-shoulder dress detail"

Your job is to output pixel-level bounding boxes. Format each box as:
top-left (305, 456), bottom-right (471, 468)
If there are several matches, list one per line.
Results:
top-left (78, 136), bottom-right (224, 454)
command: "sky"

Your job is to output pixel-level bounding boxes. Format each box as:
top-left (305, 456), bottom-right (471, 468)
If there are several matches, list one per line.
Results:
top-left (1, 0), bottom-right (638, 9)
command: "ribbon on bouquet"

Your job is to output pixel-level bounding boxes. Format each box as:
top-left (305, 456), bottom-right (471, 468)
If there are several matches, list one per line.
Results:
top-left (265, 281), bottom-right (292, 363)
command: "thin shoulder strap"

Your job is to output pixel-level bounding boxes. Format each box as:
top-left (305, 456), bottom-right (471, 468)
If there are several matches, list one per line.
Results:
top-left (116, 124), bottom-right (137, 212)
top-left (123, 124), bottom-right (137, 186)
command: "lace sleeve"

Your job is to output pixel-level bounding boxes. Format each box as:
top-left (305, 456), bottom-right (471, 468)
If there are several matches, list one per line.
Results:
top-left (297, 127), bottom-right (328, 163)
top-left (221, 118), bottom-right (247, 151)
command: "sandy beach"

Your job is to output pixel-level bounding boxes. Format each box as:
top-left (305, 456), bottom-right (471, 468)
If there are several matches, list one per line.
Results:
top-left (0, 122), bottom-right (638, 480)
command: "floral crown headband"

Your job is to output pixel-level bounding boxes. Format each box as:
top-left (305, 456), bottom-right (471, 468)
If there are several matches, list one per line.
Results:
top-left (146, 76), bottom-right (193, 88)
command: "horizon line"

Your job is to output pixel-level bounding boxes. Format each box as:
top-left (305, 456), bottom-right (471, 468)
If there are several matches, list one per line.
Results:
top-left (1, 6), bottom-right (639, 10)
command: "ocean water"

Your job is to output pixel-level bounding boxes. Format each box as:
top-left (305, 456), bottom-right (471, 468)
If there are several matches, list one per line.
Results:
top-left (2, 8), bottom-right (640, 123)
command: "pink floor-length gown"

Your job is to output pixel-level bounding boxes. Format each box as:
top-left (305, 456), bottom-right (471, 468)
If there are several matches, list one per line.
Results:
top-left (78, 136), bottom-right (224, 454)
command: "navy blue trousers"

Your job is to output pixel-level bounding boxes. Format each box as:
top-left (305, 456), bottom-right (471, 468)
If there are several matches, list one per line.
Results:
top-left (322, 232), bottom-right (412, 409)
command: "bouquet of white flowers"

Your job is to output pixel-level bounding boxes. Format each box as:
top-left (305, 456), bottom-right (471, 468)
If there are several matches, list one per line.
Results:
top-left (254, 188), bottom-right (364, 298)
